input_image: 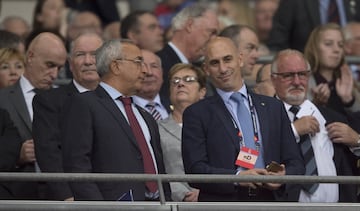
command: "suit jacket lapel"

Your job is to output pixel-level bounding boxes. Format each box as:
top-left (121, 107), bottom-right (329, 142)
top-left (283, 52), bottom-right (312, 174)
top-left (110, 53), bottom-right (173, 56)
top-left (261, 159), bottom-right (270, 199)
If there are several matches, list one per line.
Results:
top-left (9, 82), bottom-right (32, 132)
top-left (159, 115), bottom-right (181, 142)
top-left (66, 82), bottom-right (80, 96)
top-left (210, 94), bottom-right (240, 150)
top-left (95, 86), bottom-right (139, 147)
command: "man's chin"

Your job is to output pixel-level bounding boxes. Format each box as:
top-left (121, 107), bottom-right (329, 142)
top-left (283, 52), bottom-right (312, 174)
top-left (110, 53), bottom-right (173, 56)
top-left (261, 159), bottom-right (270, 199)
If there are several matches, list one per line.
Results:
top-left (285, 94), bottom-right (305, 105)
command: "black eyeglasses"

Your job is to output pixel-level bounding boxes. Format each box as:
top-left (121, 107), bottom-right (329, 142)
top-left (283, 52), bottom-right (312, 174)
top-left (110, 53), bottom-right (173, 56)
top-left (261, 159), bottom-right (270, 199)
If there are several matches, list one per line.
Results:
top-left (171, 76), bottom-right (198, 85)
top-left (272, 70), bottom-right (311, 81)
top-left (116, 57), bottom-right (144, 67)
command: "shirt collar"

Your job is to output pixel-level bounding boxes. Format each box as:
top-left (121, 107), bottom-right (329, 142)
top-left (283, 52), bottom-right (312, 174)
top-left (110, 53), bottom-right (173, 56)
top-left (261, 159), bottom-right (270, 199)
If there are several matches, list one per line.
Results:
top-left (216, 82), bottom-right (248, 104)
top-left (73, 79), bottom-right (90, 93)
top-left (20, 75), bottom-right (35, 93)
top-left (168, 42), bottom-right (189, 64)
top-left (133, 94), bottom-right (162, 108)
top-left (99, 81), bottom-right (123, 100)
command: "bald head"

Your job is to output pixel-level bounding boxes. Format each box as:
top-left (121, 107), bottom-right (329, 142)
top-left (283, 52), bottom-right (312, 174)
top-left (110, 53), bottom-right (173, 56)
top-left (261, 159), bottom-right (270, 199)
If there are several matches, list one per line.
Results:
top-left (28, 32), bottom-right (66, 54)
top-left (204, 36), bottom-right (244, 92)
top-left (25, 32), bottom-right (67, 89)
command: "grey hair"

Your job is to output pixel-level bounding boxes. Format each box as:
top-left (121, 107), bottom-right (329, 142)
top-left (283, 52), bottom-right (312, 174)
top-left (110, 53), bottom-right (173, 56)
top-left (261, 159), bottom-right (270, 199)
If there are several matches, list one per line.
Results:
top-left (69, 32), bottom-right (103, 56)
top-left (96, 39), bottom-right (122, 77)
top-left (271, 49), bottom-right (311, 73)
top-left (171, 3), bottom-right (213, 31)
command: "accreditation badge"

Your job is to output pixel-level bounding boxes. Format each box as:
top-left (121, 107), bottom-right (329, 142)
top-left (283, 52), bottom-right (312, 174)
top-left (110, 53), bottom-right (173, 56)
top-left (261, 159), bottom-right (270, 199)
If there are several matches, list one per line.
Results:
top-left (235, 146), bottom-right (259, 169)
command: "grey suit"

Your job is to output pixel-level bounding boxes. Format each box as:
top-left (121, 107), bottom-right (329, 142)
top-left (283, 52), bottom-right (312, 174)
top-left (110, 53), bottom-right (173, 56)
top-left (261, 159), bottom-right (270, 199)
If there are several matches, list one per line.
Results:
top-left (158, 114), bottom-right (194, 201)
top-left (0, 80), bottom-right (39, 199)
top-left (0, 81), bottom-right (31, 140)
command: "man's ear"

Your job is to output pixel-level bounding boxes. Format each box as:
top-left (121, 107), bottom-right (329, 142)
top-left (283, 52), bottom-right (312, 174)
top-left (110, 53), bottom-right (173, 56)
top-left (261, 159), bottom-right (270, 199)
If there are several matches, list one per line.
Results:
top-left (26, 50), bottom-right (34, 65)
top-left (238, 51), bottom-right (244, 67)
top-left (127, 31), bottom-right (138, 44)
top-left (185, 19), bottom-right (194, 33)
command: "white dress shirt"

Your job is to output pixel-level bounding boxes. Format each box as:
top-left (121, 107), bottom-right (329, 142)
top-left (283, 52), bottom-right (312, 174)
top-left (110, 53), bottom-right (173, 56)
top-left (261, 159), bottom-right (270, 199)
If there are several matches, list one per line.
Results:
top-left (133, 94), bottom-right (169, 120)
top-left (20, 76), bottom-right (36, 121)
top-left (73, 79), bottom-right (91, 93)
top-left (168, 42), bottom-right (189, 64)
top-left (284, 99), bottom-right (339, 202)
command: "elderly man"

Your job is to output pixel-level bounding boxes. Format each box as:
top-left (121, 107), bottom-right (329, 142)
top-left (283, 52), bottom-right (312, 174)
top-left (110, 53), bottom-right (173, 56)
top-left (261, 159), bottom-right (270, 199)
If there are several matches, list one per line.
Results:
top-left (0, 32), bottom-right (67, 199)
top-left (182, 37), bottom-right (304, 201)
top-left (133, 49), bottom-right (170, 120)
top-left (271, 49), bottom-right (357, 202)
top-left (32, 32), bottom-right (103, 200)
top-left (61, 39), bottom-right (170, 201)
top-left (157, 3), bottom-right (219, 102)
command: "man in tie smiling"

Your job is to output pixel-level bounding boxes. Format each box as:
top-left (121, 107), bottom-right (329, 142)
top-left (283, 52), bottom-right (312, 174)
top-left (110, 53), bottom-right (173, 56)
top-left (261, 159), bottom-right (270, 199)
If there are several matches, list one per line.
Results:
top-left (271, 49), bottom-right (357, 202)
top-left (181, 37), bottom-right (304, 201)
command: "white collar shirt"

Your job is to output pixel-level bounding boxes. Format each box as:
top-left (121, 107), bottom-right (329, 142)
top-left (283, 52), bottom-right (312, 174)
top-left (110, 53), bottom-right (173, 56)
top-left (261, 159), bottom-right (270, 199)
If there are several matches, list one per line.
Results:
top-left (20, 75), bottom-right (36, 121)
top-left (284, 100), bottom-right (338, 202)
top-left (73, 79), bottom-right (91, 93)
top-left (168, 42), bottom-right (189, 64)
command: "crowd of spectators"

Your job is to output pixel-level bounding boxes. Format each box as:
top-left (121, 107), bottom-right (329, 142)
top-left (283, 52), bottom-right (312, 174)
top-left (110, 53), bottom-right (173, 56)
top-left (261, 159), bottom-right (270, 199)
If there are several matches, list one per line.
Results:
top-left (0, 0), bottom-right (360, 204)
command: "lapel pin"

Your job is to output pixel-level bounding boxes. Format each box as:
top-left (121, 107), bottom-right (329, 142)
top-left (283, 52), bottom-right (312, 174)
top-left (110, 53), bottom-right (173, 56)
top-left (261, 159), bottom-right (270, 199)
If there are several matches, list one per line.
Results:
top-left (261, 102), bottom-right (265, 106)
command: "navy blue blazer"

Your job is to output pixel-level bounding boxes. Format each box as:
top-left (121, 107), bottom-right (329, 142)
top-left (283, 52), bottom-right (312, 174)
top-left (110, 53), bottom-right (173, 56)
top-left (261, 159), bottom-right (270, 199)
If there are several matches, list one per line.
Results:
top-left (61, 85), bottom-right (170, 201)
top-left (182, 91), bottom-right (305, 201)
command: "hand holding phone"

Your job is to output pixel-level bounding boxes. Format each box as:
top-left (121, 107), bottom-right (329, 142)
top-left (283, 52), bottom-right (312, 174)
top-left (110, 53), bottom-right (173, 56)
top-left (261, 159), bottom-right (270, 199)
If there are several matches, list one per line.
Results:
top-left (265, 161), bottom-right (283, 173)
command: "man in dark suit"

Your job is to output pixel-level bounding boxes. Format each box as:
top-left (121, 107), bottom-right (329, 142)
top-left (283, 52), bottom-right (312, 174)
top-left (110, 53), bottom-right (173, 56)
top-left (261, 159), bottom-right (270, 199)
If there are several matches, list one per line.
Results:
top-left (271, 49), bottom-right (357, 202)
top-left (268, 0), bottom-right (360, 52)
top-left (32, 32), bottom-right (103, 200)
top-left (61, 39), bottom-right (170, 201)
top-left (0, 108), bottom-right (21, 199)
top-left (181, 37), bottom-right (305, 202)
top-left (156, 3), bottom-right (219, 102)
top-left (0, 32), bottom-right (67, 199)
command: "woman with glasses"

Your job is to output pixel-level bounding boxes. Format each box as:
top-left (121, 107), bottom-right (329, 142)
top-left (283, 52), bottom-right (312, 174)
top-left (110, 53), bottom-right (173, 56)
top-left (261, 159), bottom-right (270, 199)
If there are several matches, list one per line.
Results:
top-left (158, 63), bottom-right (206, 202)
top-left (304, 23), bottom-right (360, 116)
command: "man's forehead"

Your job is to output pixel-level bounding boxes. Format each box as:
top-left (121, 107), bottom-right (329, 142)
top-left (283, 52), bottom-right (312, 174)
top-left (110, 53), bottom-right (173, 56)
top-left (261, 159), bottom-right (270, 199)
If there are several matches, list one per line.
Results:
top-left (123, 43), bottom-right (141, 55)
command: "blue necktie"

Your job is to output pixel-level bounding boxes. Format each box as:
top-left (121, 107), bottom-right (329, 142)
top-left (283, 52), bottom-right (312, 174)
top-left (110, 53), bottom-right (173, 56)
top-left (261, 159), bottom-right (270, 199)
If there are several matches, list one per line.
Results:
top-left (289, 106), bottom-right (319, 194)
top-left (231, 92), bottom-right (264, 168)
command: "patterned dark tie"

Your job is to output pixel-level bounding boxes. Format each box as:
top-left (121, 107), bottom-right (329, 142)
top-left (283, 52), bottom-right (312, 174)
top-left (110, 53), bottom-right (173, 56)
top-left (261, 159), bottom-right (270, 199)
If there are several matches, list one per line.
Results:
top-left (328, 0), bottom-right (340, 24)
top-left (145, 102), bottom-right (162, 121)
top-left (119, 96), bottom-right (158, 193)
top-left (289, 106), bottom-right (319, 194)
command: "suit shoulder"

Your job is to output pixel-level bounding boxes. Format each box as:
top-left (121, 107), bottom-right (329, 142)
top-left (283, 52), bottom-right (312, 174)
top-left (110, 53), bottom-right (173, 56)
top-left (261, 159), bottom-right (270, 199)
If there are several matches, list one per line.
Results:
top-left (156, 44), bottom-right (171, 56)
top-left (184, 95), bottom-right (218, 113)
top-left (251, 93), bottom-right (282, 105)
